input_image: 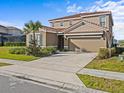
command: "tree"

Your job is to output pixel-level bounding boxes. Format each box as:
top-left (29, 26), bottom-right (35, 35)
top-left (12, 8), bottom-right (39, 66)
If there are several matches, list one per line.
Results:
top-left (23, 20), bottom-right (42, 56)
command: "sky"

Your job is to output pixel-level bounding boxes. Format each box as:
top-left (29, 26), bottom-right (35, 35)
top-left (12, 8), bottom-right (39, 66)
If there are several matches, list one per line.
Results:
top-left (0, 0), bottom-right (123, 40)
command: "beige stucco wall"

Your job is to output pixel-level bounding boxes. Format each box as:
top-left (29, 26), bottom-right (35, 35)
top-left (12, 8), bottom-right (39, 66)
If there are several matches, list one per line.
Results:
top-left (69, 21), bottom-right (102, 33)
top-left (52, 15), bottom-right (110, 31)
top-left (46, 32), bottom-right (58, 47)
top-left (53, 19), bottom-right (80, 28)
top-left (26, 32), bottom-right (43, 47)
top-left (26, 32), bottom-right (58, 47)
top-left (40, 31), bottom-right (46, 47)
top-left (64, 39), bottom-right (68, 49)
top-left (26, 33), bottom-right (29, 46)
top-left (69, 38), bottom-right (106, 52)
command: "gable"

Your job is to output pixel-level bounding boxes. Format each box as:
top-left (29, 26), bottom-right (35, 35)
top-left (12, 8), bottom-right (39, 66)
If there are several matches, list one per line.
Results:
top-left (64, 20), bottom-right (107, 34)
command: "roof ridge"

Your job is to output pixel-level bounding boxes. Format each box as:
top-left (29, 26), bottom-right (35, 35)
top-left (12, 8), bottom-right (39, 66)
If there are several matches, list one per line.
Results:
top-left (49, 11), bottom-right (111, 21)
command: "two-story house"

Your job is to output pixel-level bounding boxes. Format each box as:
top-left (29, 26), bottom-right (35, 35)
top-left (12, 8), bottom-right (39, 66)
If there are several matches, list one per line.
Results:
top-left (26, 11), bottom-right (114, 52)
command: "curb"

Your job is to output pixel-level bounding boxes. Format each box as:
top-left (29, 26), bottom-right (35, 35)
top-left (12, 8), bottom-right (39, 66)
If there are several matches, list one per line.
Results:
top-left (0, 70), bottom-right (84, 93)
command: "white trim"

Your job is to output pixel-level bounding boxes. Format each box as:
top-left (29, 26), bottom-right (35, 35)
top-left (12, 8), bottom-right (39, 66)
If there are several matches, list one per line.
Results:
top-left (39, 28), bottom-right (58, 33)
top-left (46, 31), bottom-right (58, 33)
top-left (65, 32), bottom-right (103, 36)
top-left (40, 30), bottom-right (58, 34)
top-left (67, 36), bottom-right (102, 39)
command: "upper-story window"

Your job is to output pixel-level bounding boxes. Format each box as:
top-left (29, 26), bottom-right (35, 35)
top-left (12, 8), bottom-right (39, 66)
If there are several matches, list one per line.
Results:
top-left (99, 15), bottom-right (106, 27)
top-left (51, 22), bottom-right (54, 27)
top-left (60, 22), bottom-right (63, 26)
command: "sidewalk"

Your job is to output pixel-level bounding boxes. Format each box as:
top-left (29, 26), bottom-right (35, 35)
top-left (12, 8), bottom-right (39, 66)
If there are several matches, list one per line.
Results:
top-left (78, 68), bottom-right (124, 81)
top-left (0, 65), bottom-right (108, 93)
top-left (0, 65), bottom-right (85, 89)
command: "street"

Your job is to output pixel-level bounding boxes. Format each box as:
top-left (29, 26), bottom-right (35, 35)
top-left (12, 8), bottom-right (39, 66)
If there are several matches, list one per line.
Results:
top-left (0, 75), bottom-right (68, 93)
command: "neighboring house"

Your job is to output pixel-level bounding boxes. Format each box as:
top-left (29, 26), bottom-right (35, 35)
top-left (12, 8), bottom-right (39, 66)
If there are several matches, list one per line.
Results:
top-left (26, 11), bottom-right (114, 52)
top-left (6, 26), bottom-right (24, 42)
top-left (7, 26), bottom-right (23, 36)
top-left (0, 25), bottom-right (24, 45)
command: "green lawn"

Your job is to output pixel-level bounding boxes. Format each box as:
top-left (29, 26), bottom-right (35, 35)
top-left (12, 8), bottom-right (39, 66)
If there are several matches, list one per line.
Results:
top-left (119, 40), bottom-right (124, 46)
top-left (0, 47), bottom-right (39, 61)
top-left (85, 57), bottom-right (124, 73)
top-left (0, 62), bottom-right (12, 67)
top-left (77, 74), bottom-right (124, 93)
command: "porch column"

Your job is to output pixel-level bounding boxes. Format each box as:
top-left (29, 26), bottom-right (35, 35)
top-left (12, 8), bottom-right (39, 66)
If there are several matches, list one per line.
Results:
top-left (67, 38), bottom-right (70, 50)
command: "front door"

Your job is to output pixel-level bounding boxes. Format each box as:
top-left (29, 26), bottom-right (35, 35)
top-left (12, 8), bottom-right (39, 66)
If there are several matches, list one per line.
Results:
top-left (58, 35), bottom-right (64, 50)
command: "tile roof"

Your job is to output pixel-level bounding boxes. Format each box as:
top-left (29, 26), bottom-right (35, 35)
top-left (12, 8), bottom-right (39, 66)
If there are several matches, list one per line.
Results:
top-left (49, 11), bottom-right (111, 21)
top-left (40, 26), bottom-right (65, 33)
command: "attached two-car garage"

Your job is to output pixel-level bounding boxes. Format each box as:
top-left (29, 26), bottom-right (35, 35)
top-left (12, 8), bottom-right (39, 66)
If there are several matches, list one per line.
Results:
top-left (65, 32), bottom-right (106, 52)
top-left (69, 38), bottom-right (106, 52)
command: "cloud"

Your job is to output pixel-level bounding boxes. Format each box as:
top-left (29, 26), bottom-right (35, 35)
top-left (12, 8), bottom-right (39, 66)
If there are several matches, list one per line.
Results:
top-left (0, 20), bottom-right (13, 26)
top-left (66, 0), bottom-right (124, 40)
top-left (67, 4), bottom-right (82, 13)
top-left (86, 0), bottom-right (124, 40)
top-left (0, 20), bottom-right (22, 29)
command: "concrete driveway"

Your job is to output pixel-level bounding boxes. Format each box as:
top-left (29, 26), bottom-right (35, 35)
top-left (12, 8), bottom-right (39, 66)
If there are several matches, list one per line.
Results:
top-left (0, 52), bottom-right (97, 93)
top-left (22, 52), bottom-right (96, 73)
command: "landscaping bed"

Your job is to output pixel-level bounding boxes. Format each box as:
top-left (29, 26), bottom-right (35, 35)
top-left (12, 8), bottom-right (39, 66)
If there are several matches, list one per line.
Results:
top-left (0, 47), bottom-right (38, 61)
top-left (85, 57), bottom-right (124, 73)
top-left (77, 74), bottom-right (124, 93)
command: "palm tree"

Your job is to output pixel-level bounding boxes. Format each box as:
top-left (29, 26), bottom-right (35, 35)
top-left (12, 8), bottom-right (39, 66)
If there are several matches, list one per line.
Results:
top-left (23, 20), bottom-right (42, 48)
top-left (23, 21), bottom-right (42, 56)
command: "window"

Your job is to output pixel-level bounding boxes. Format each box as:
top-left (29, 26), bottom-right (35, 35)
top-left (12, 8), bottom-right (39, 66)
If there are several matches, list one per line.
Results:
top-left (51, 23), bottom-right (54, 27)
top-left (60, 22), bottom-right (63, 26)
top-left (99, 16), bottom-right (106, 27)
top-left (37, 34), bottom-right (41, 46)
top-left (35, 34), bottom-right (42, 46)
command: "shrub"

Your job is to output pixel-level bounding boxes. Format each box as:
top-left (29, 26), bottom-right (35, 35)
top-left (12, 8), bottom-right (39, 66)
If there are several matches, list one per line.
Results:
top-left (9, 46), bottom-right (57, 57)
top-left (98, 48), bottom-right (109, 59)
top-left (26, 46), bottom-right (41, 57)
top-left (116, 47), bottom-right (124, 54)
top-left (5, 42), bottom-right (26, 46)
top-left (9, 48), bottom-right (27, 54)
top-left (111, 47), bottom-right (116, 56)
top-left (40, 48), bottom-right (51, 56)
top-left (40, 47), bottom-right (57, 57)
top-left (46, 47), bottom-right (56, 54)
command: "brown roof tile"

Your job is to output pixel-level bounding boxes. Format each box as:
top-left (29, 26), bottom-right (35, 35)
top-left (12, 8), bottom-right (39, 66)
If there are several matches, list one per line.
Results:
top-left (40, 26), bottom-right (65, 33)
top-left (49, 11), bottom-right (111, 21)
